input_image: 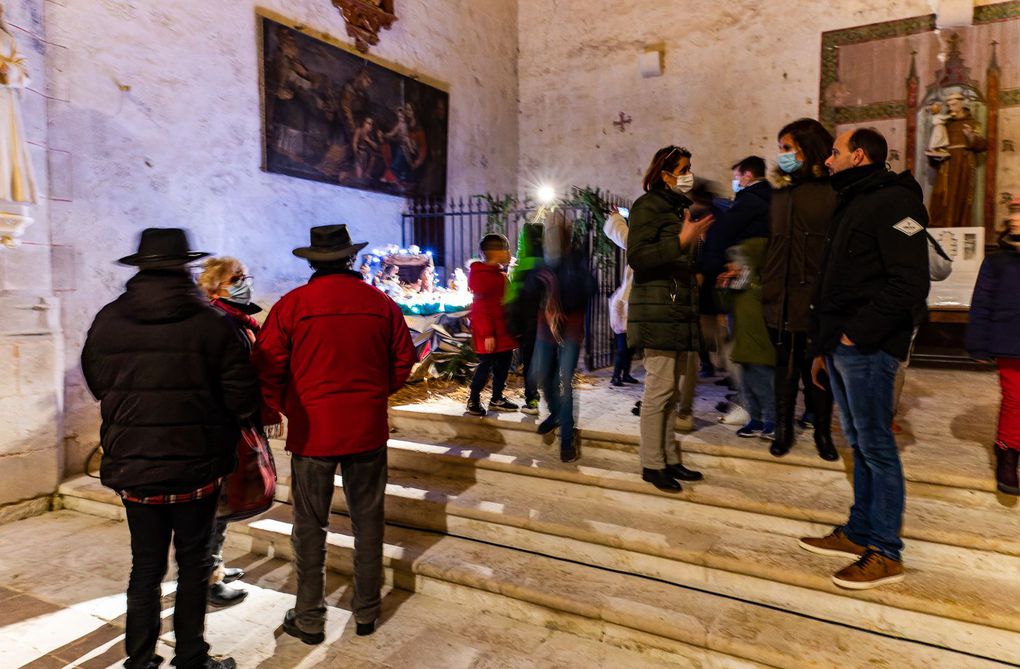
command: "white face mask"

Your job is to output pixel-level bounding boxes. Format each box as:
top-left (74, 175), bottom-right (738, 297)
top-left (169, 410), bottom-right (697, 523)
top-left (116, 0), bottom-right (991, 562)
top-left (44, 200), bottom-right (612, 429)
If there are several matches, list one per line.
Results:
top-left (670, 173), bottom-right (694, 194)
top-left (732, 179), bottom-right (743, 193)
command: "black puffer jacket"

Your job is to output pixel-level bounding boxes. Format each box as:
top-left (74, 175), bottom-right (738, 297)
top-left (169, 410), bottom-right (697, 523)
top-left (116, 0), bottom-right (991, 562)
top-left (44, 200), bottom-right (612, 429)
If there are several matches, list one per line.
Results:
top-left (626, 188), bottom-right (700, 352)
top-left (811, 167), bottom-right (930, 360)
top-left (761, 177), bottom-right (837, 333)
top-left (82, 270), bottom-right (259, 495)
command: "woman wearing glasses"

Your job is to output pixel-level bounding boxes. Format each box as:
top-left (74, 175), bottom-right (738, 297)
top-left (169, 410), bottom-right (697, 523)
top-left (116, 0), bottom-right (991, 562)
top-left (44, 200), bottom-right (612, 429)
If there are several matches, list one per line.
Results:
top-left (628, 145), bottom-right (715, 492)
top-left (196, 257), bottom-right (266, 607)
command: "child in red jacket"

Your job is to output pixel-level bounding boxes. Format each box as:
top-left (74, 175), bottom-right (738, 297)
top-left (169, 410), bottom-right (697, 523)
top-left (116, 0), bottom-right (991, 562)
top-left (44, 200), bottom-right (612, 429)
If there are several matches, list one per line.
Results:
top-left (467, 234), bottom-right (520, 416)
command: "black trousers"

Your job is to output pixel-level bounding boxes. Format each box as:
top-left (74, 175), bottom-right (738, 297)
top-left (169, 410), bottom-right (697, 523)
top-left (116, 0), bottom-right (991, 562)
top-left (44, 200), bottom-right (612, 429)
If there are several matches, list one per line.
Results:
top-left (613, 332), bottom-right (634, 380)
top-left (291, 446), bottom-right (388, 630)
top-left (769, 328), bottom-right (834, 444)
top-left (123, 493), bottom-right (218, 669)
top-left (469, 350), bottom-right (513, 402)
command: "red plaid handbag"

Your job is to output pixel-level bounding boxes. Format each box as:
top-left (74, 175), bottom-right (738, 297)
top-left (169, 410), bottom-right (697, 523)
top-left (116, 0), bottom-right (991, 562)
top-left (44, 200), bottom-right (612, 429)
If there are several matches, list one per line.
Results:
top-left (217, 423), bottom-right (277, 521)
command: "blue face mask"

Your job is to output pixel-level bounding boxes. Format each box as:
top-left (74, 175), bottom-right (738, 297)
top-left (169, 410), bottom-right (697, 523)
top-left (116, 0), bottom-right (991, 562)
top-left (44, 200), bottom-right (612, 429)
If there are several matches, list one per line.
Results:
top-left (227, 278), bottom-right (253, 305)
top-left (777, 151), bottom-right (803, 174)
top-left (731, 179), bottom-right (743, 193)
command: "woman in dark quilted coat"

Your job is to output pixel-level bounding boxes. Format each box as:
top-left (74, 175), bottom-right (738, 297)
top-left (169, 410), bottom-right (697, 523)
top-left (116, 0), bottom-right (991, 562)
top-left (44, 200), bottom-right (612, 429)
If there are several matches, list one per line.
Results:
top-left (627, 145), bottom-right (714, 492)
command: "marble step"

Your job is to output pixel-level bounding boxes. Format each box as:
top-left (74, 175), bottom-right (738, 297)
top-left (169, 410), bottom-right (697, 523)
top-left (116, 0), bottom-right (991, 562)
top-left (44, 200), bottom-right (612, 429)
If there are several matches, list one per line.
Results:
top-left (261, 453), bottom-right (1020, 664)
top-left (54, 477), bottom-right (1016, 667)
top-left (380, 418), bottom-right (1020, 558)
top-left (231, 504), bottom-right (1007, 669)
top-left (390, 406), bottom-right (1001, 494)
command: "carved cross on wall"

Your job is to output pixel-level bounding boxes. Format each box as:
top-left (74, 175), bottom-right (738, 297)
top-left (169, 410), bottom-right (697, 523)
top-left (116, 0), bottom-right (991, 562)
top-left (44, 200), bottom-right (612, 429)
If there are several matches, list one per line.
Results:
top-left (333, 0), bottom-right (397, 53)
top-left (613, 112), bottom-right (632, 132)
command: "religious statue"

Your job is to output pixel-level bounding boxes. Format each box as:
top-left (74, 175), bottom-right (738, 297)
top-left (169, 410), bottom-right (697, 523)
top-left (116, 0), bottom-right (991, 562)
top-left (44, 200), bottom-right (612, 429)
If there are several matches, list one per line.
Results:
top-left (928, 92), bottom-right (988, 228)
top-left (925, 102), bottom-right (951, 160)
top-left (0, 3), bottom-right (38, 248)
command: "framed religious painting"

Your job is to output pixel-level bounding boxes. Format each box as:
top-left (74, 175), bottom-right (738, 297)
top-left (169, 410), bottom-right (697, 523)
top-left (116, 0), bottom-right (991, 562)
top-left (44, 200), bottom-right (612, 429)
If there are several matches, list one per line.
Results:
top-left (259, 14), bottom-right (448, 201)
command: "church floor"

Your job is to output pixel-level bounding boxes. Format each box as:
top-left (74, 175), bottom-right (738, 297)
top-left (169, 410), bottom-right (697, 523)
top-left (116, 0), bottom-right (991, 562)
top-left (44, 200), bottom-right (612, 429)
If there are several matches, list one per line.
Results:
top-left (0, 510), bottom-right (676, 669)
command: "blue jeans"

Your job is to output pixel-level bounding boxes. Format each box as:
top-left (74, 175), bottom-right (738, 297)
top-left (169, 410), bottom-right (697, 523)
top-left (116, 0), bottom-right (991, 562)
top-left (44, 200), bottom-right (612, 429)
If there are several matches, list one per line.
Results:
top-left (826, 344), bottom-right (904, 561)
top-left (531, 339), bottom-right (581, 454)
top-left (739, 364), bottom-right (775, 423)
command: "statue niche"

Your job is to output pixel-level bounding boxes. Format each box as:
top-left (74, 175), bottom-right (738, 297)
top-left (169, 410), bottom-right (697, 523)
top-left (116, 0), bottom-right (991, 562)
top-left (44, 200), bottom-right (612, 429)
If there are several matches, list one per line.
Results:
top-left (0, 2), bottom-right (38, 248)
top-left (915, 34), bottom-right (988, 228)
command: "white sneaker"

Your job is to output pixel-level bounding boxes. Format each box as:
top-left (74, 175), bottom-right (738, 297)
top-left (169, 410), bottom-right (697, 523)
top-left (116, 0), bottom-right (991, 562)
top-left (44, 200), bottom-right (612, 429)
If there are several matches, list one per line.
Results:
top-left (719, 404), bottom-right (751, 426)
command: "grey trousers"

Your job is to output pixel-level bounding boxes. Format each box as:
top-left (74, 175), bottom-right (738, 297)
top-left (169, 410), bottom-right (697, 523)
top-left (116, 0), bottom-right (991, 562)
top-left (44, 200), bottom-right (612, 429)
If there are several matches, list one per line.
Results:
top-left (290, 446), bottom-right (387, 632)
top-left (641, 350), bottom-right (697, 469)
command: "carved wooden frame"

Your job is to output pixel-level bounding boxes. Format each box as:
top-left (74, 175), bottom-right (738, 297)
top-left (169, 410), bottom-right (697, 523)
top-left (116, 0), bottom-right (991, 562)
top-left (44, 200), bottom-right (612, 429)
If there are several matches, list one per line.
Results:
top-left (332, 0), bottom-right (397, 53)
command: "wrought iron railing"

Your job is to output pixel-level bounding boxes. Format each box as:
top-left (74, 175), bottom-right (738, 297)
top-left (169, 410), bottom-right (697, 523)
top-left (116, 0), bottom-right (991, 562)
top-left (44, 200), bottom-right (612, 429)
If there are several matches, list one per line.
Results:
top-left (402, 193), bottom-right (631, 370)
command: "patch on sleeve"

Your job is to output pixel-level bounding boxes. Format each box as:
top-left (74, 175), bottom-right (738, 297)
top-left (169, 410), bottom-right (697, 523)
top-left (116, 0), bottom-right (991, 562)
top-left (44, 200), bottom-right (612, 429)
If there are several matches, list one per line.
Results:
top-left (893, 217), bottom-right (923, 237)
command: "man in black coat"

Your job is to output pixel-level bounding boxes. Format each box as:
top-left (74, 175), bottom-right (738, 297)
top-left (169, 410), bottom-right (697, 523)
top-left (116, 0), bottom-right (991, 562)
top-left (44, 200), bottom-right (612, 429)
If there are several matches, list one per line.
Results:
top-left (82, 228), bottom-right (259, 669)
top-left (799, 129), bottom-right (929, 590)
top-left (696, 156), bottom-right (772, 382)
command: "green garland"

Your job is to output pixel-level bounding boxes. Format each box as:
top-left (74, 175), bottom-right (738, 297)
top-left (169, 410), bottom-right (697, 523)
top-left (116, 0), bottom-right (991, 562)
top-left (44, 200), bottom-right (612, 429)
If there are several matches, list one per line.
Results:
top-left (474, 193), bottom-right (521, 237)
top-left (560, 185), bottom-right (618, 270)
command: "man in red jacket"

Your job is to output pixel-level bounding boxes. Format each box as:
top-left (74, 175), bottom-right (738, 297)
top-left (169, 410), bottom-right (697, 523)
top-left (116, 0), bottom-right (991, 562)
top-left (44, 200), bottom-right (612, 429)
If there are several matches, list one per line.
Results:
top-left (254, 224), bottom-right (416, 644)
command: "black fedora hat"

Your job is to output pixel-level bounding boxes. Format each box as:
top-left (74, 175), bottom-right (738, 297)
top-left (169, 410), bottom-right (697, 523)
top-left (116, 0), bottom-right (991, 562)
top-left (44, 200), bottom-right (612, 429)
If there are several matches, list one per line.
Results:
top-left (117, 228), bottom-right (209, 269)
top-left (293, 224), bottom-right (368, 261)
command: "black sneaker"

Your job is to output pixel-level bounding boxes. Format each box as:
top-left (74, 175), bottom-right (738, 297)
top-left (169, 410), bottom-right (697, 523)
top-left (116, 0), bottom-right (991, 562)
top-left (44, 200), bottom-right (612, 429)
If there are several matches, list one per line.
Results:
top-left (537, 417), bottom-right (559, 435)
top-left (205, 659), bottom-right (237, 669)
top-left (282, 609), bottom-right (325, 645)
top-left (622, 374), bottom-right (641, 384)
top-left (465, 399), bottom-right (486, 416)
top-left (489, 397), bottom-right (520, 412)
top-left (356, 620), bottom-right (376, 636)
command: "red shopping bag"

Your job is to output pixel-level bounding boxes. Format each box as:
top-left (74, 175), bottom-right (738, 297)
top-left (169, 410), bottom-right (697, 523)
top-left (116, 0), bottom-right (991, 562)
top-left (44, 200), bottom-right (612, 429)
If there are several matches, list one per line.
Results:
top-left (217, 424), bottom-right (277, 521)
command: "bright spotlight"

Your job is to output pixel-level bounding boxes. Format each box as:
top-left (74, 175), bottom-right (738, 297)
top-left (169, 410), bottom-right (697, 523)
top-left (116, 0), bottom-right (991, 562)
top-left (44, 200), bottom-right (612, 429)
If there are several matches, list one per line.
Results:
top-left (536, 185), bottom-right (557, 205)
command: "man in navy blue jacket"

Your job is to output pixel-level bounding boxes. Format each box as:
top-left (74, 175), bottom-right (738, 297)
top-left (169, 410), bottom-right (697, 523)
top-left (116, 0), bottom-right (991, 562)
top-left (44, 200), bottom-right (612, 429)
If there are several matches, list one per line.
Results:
top-left (697, 156), bottom-right (772, 384)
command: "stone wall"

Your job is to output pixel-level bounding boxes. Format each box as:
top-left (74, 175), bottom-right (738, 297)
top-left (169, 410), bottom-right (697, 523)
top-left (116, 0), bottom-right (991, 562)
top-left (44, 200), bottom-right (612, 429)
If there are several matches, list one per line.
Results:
top-left (42, 0), bottom-right (520, 476)
top-left (0, 0), bottom-right (63, 520)
top-left (517, 0), bottom-right (943, 198)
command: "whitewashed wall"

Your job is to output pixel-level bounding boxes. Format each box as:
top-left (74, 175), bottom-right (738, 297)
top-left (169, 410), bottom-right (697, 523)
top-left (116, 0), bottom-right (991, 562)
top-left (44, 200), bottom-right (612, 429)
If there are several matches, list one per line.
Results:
top-left (0, 0), bottom-right (62, 520)
top-left (516, 0), bottom-right (944, 200)
top-left (46, 0), bottom-right (520, 475)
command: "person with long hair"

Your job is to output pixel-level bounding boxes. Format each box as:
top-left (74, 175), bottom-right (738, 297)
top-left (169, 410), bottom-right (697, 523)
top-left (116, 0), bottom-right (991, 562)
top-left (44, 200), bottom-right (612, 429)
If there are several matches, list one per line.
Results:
top-left (628, 145), bottom-right (714, 492)
top-left (760, 119), bottom-right (838, 461)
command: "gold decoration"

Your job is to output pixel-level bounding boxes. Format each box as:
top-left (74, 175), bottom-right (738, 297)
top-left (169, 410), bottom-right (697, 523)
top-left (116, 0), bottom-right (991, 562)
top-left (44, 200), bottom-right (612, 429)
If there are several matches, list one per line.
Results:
top-left (332, 0), bottom-right (397, 54)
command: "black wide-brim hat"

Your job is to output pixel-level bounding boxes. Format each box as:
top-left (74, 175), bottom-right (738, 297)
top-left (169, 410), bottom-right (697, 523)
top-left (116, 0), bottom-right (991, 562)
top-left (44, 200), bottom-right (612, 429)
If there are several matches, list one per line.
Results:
top-left (293, 224), bottom-right (368, 261)
top-left (117, 227), bottom-right (209, 269)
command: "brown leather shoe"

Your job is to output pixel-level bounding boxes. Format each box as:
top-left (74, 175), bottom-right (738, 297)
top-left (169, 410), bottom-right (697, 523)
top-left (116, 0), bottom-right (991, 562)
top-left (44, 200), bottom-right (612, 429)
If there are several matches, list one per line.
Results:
top-left (798, 528), bottom-right (867, 559)
top-left (831, 549), bottom-right (905, 590)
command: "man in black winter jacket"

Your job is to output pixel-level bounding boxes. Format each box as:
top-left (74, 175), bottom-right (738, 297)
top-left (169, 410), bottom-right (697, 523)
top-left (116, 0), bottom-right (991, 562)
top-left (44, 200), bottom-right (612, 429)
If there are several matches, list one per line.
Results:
top-left (82, 228), bottom-right (258, 669)
top-left (798, 129), bottom-right (929, 591)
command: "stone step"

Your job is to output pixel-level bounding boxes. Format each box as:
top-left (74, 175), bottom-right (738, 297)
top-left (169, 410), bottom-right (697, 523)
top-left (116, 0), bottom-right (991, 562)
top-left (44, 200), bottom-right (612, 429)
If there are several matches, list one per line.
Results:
top-left (390, 405), bottom-right (1000, 494)
top-left (263, 452), bottom-right (1020, 663)
top-left (54, 476), bottom-right (1016, 667)
top-left (381, 415), bottom-right (1020, 558)
top-left (231, 504), bottom-right (1006, 669)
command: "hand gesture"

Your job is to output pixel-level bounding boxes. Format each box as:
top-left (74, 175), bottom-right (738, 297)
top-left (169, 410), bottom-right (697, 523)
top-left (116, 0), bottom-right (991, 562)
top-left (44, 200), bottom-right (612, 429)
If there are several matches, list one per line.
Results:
top-left (679, 210), bottom-right (714, 248)
top-left (810, 355), bottom-right (827, 390)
